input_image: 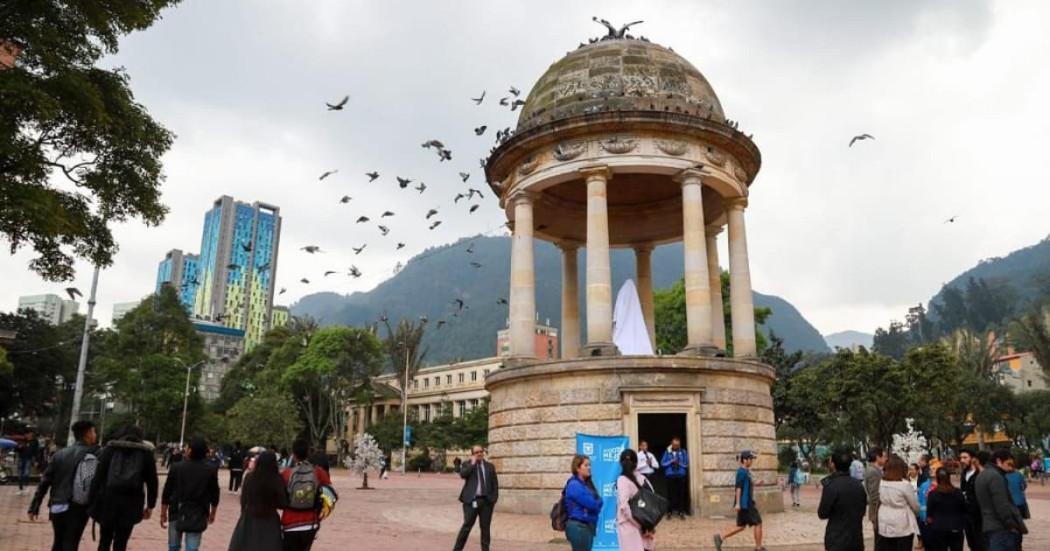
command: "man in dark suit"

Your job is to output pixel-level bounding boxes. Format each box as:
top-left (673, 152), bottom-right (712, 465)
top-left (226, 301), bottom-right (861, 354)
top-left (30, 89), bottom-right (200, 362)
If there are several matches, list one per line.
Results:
top-left (452, 445), bottom-right (499, 551)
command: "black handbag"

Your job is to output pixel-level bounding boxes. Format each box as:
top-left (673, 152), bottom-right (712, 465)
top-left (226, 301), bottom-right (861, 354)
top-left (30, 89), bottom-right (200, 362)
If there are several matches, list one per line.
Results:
top-left (627, 477), bottom-right (668, 531)
top-left (175, 501), bottom-right (209, 533)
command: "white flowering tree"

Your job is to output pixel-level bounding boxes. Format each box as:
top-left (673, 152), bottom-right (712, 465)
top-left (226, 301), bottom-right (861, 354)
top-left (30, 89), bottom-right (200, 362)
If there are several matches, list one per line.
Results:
top-left (892, 418), bottom-right (928, 466)
top-left (347, 433), bottom-right (385, 489)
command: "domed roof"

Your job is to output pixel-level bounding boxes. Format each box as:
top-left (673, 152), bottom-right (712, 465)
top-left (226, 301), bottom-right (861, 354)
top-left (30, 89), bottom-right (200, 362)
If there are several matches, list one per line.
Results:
top-left (516, 38), bottom-right (725, 132)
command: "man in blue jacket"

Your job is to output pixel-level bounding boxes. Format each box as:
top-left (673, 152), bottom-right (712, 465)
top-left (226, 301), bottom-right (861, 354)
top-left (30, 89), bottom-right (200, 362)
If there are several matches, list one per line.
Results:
top-left (661, 437), bottom-right (690, 519)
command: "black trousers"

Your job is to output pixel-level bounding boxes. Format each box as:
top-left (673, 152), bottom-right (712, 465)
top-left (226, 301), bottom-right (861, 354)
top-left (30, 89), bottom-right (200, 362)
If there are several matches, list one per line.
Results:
top-left (875, 535), bottom-right (914, 551)
top-left (925, 530), bottom-right (964, 551)
top-left (452, 496), bottom-right (493, 551)
top-left (98, 523), bottom-right (134, 551)
top-left (965, 517), bottom-right (984, 551)
top-left (282, 529), bottom-right (317, 551)
top-left (50, 505), bottom-right (89, 551)
top-left (667, 476), bottom-right (688, 514)
top-left (229, 469), bottom-right (244, 491)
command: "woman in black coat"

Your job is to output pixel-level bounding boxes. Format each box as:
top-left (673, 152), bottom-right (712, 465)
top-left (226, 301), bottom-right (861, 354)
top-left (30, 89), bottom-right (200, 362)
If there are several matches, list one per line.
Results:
top-left (228, 451), bottom-right (288, 551)
top-left (925, 468), bottom-right (968, 551)
top-left (90, 425), bottom-right (160, 551)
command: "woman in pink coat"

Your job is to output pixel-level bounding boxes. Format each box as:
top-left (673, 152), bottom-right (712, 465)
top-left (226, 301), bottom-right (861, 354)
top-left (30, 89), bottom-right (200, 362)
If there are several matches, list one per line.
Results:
top-left (617, 449), bottom-right (656, 551)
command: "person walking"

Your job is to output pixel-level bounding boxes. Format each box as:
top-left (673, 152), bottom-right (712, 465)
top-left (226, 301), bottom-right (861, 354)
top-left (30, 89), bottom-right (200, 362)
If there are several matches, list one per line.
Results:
top-left (281, 439), bottom-right (333, 551)
top-left (975, 449), bottom-right (1026, 551)
top-left (925, 468), bottom-right (967, 551)
top-left (788, 460), bottom-right (802, 507)
top-left (714, 450), bottom-right (764, 551)
top-left (89, 426), bottom-right (159, 551)
top-left (817, 449), bottom-right (867, 551)
top-left (916, 454), bottom-right (931, 487)
top-left (959, 449), bottom-right (985, 551)
top-left (876, 454), bottom-right (919, 551)
top-left (660, 437), bottom-right (689, 519)
top-left (1003, 459), bottom-right (1030, 521)
top-left (28, 420), bottom-right (99, 551)
top-left (228, 452), bottom-right (287, 551)
top-left (617, 449), bottom-right (656, 551)
top-left (563, 454), bottom-right (603, 551)
top-left (864, 446), bottom-right (887, 543)
top-left (160, 438), bottom-right (220, 551)
top-left (452, 445), bottom-right (499, 551)
top-left (228, 443), bottom-right (246, 494)
top-left (16, 429), bottom-right (39, 495)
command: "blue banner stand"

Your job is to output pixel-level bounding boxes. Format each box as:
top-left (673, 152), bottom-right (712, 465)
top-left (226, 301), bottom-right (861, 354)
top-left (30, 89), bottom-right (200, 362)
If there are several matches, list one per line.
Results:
top-left (577, 433), bottom-right (629, 551)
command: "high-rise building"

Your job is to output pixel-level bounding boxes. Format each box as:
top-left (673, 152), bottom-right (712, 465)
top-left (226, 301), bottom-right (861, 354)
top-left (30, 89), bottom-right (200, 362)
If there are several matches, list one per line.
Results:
top-left (156, 249), bottom-right (200, 311)
top-left (193, 195), bottom-right (282, 349)
top-left (17, 294), bottom-right (79, 325)
top-left (271, 305), bottom-right (290, 329)
top-left (111, 300), bottom-right (142, 323)
top-left (192, 321), bottom-right (245, 401)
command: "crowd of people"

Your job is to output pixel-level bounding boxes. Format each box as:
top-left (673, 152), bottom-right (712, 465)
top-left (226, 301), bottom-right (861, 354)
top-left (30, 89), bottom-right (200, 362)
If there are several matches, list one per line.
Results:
top-left (21, 420), bottom-right (338, 551)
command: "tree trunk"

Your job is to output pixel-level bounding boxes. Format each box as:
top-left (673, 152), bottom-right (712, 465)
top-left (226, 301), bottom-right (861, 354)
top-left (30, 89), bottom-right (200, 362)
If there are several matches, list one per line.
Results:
top-left (977, 426), bottom-right (987, 451)
top-left (361, 471), bottom-right (369, 489)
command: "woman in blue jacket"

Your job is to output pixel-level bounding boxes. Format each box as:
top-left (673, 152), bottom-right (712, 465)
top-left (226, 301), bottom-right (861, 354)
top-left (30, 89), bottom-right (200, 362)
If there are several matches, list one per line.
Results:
top-left (564, 454), bottom-right (603, 551)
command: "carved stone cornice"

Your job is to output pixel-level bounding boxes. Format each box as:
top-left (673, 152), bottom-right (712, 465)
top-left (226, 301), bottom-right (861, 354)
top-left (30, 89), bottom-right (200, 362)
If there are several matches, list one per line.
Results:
top-left (673, 167), bottom-right (706, 186)
top-left (724, 197), bottom-right (748, 211)
top-left (578, 165), bottom-right (613, 182)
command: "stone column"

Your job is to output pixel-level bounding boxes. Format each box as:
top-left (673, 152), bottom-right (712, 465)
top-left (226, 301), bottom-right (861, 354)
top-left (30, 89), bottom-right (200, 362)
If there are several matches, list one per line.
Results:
top-left (559, 243), bottom-right (580, 359)
top-left (508, 192), bottom-right (536, 357)
top-left (727, 198), bottom-right (757, 357)
top-left (674, 169), bottom-right (715, 354)
top-left (580, 166), bottom-right (617, 355)
top-left (706, 227), bottom-right (727, 350)
top-left (634, 245), bottom-right (656, 348)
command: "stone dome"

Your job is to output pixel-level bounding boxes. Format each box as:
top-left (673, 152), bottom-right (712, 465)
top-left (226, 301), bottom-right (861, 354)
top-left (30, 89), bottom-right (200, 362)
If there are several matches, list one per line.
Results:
top-left (516, 38), bottom-right (726, 132)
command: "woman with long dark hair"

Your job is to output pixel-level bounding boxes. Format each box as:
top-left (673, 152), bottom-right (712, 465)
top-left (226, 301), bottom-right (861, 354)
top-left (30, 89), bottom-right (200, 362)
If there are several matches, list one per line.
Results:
top-left (617, 449), bottom-right (656, 551)
top-left (228, 451), bottom-right (288, 551)
top-left (563, 454), bottom-right (603, 551)
top-left (924, 468), bottom-right (967, 551)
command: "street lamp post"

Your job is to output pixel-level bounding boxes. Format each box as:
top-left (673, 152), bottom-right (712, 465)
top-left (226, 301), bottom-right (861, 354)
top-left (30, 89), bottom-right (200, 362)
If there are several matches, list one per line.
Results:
top-left (401, 346), bottom-right (410, 473)
top-left (68, 265), bottom-right (100, 445)
top-left (175, 359), bottom-right (207, 450)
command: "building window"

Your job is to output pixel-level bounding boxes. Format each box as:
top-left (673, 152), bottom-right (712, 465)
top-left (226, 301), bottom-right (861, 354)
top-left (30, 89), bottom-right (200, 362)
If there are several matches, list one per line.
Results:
top-left (484, 369), bottom-right (490, 376)
top-left (434, 376), bottom-right (440, 386)
top-left (458, 373), bottom-right (464, 383)
top-left (472, 399), bottom-right (480, 409)
top-left (471, 371), bottom-right (477, 381)
top-left (457, 400), bottom-right (466, 416)
top-left (446, 374), bottom-right (452, 385)
top-left (424, 378), bottom-right (429, 388)
top-left (1028, 380), bottom-right (1032, 387)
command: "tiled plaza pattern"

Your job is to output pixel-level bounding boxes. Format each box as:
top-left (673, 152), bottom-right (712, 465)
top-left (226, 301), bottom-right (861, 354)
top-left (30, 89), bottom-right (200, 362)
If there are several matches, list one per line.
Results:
top-left (2, 469), bottom-right (1047, 550)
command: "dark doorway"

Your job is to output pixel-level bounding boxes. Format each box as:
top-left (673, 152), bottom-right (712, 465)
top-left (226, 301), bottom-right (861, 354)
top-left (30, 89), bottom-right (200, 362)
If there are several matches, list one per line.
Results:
top-left (637, 413), bottom-right (690, 513)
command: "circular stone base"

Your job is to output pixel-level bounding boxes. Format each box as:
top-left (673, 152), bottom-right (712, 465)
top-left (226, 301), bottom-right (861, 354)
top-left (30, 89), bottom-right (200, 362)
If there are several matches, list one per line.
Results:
top-left (485, 355), bottom-right (783, 518)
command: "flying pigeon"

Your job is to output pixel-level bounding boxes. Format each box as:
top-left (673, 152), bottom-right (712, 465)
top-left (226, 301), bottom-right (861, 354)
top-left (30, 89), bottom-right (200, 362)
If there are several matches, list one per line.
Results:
top-left (509, 86), bottom-right (521, 97)
top-left (944, 215), bottom-right (959, 224)
top-left (474, 126), bottom-right (487, 136)
top-left (454, 193), bottom-right (466, 203)
top-left (256, 262), bottom-right (270, 271)
top-left (436, 320), bottom-right (447, 329)
top-left (499, 97), bottom-right (509, 106)
top-left (470, 261), bottom-right (482, 268)
top-left (214, 312), bottom-right (226, 322)
top-left (356, 216), bottom-right (370, 223)
top-left (396, 242), bottom-right (405, 249)
top-left (454, 299), bottom-right (465, 310)
top-left (352, 244), bottom-right (367, 255)
top-left (378, 225), bottom-right (390, 235)
top-left (497, 297), bottom-right (508, 305)
top-left (240, 242), bottom-right (253, 252)
top-left (849, 133), bottom-right (874, 147)
top-left (419, 315), bottom-right (428, 324)
top-left (429, 220), bottom-right (442, 230)
top-left (324, 270), bottom-right (337, 277)
top-left (279, 287), bottom-right (287, 295)
top-left (438, 149), bottom-right (452, 162)
top-left (340, 195), bottom-right (352, 204)
top-left (471, 91), bottom-right (486, 105)
top-left (318, 169), bottom-right (338, 180)
top-left (349, 265), bottom-right (362, 278)
top-left (467, 188), bottom-right (484, 200)
top-left (301, 245), bottom-right (322, 253)
top-left (425, 209), bottom-right (439, 219)
top-left (226, 263), bottom-right (240, 270)
top-left (469, 204), bottom-right (479, 214)
top-left (510, 99), bottom-right (526, 111)
top-left (300, 278), bottom-right (310, 284)
top-left (366, 171), bottom-right (380, 181)
top-left (466, 243), bottom-right (475, 254)
top-left (326, 95), bottom-right (349, 110)
top-left (65, 287), bottom-right (82, 301)
top-left (459, 172), bottom-right (470, 182)
top-left (397, 177), bottom-right (412, 189)
top-left (421, 139), bottom-right (445, 150)
top-left (415, 182), bottom-right (427, 194)
top-left (380, 211), bottom-right (395, 217)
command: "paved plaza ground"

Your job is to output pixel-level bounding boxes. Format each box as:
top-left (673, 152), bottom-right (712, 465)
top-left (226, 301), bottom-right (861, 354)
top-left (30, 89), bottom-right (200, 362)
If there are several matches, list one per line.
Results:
top-left (2, 468), bottom-right (1046, 550)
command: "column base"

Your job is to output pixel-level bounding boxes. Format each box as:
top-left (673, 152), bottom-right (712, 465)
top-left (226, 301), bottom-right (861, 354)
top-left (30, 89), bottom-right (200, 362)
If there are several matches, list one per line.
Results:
top-left (677, 344), bottom-right (725, 357)
top-left (579, 342), bottom-right (621, 357)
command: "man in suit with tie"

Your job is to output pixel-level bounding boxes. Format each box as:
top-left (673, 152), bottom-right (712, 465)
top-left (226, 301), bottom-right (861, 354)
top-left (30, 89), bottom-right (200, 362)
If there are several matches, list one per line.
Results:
top-left (452, 445), bottom-right (499, 551)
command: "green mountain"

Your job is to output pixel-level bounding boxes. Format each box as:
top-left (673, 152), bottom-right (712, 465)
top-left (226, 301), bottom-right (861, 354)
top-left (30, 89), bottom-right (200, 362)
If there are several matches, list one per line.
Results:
top-left (928, 235), bottom-right (1050, 313)
top-left (291, 236), bottom-right (829, 364)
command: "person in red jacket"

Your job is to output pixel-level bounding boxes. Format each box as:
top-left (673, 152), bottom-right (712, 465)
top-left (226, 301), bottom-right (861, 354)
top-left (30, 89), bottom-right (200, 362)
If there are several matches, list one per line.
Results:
top-left (280, 439), bottom-right (332, 551)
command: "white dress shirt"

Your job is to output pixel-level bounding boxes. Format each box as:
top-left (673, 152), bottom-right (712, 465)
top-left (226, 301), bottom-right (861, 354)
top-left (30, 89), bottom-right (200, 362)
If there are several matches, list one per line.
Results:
top-left (637, 450), bottom-right (658, 475)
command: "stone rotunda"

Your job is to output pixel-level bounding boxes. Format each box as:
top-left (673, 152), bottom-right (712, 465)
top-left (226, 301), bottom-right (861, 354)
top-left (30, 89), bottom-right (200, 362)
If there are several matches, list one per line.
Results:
top-left (483, 32), bottom-right (781, 518)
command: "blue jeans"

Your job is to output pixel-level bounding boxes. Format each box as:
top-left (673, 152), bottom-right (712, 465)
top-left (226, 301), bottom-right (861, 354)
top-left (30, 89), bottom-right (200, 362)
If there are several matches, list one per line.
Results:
top-left (168, 523), bottom-right (202, 551)
top-left (985, 530), bottom-right (1020, 551)
top-left (18, 457), bottom-right (31, 490)
top-left (566, 519), bottom-right (595, 551)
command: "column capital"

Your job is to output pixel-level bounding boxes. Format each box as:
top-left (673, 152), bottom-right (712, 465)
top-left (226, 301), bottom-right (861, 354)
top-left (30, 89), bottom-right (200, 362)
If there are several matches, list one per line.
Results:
top-left (578, 165), bottom-right (613, 182)
top-left (508, 190), bottom-right (537, 207)
top-left (556, 240), bottom-right (581, 252)
top-left (632, 243), bottom-right (654, 254)
top-left (725, 197), bottom-right (749, 211)
top-left (705, 225), bottom-right (724, 237)
top-left (673, 167), bottom-right (707, 186)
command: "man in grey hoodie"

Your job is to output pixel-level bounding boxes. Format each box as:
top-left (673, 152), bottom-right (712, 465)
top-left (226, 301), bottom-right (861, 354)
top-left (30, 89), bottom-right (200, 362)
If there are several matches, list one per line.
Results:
top-left (28, 420), bottom-right (99, 551)
top-left (975, 448), bottom-right (1027, 551)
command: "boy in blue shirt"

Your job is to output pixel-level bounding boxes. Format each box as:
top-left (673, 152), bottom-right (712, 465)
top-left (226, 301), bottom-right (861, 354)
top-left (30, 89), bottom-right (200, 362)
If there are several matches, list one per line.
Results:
top-left (660, 437), bottom-right (690, 519)
top-left (714, 450), bottom-right (765, 551)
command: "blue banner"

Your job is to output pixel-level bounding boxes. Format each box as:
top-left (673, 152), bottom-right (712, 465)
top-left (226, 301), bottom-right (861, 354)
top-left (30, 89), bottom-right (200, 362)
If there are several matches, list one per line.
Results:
top-left (577, 433), bottom-right (629, 551)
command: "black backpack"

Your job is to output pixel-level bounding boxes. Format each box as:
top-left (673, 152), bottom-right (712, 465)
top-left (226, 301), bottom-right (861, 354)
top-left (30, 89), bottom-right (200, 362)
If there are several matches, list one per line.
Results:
top-left (106, 449), bottom-right (144, 492)
top-left (550, 488), bottom-right (568, 531)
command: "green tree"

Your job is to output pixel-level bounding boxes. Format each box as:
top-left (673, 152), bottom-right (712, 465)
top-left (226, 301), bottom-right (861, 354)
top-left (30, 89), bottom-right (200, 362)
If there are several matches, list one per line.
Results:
top-left (0, 309), bottom-right (80, 426)
top-left (1011, 307), bottom-right (1050, 379)
top-left (1, 1), bottom-right (179, 280)
top-left (227, 388), bottom-right (300, 448)
top-left (213, 324), bottom-right (296, 413)
top-left (368, 413), bottom-right (406, 454)
top-left (1003, 390), bottom-right (1050, 451)
top-left (872, 321), bottom-right (909, 360)
top-left (764, 334), bottom-right (805, 432)
top-left (654, 272), bottom-right (770, 356)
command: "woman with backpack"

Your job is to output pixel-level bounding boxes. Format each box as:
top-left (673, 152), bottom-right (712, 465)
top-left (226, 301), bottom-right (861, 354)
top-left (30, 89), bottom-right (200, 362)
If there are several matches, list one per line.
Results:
top-left (618, 449), bottom-right (656, 551)
top-left (89, 425), bottom-right (159, 551)
top-left (563, 454), bottom-right (603, 551)
top-left (228, 451), bottom-right (288, 551)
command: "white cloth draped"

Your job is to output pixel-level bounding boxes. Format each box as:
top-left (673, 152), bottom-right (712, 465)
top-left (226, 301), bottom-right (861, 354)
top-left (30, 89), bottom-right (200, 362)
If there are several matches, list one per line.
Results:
top-left (612, 279), bottom-right (654, 355)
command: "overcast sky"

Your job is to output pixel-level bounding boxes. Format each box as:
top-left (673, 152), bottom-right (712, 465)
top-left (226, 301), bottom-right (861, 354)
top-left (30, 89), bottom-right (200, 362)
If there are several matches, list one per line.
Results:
top-left (4, 0), bottom-right (1049, 336)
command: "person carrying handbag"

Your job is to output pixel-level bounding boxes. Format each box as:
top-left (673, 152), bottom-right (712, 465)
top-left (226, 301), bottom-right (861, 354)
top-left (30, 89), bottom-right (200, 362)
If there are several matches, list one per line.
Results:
top-left (617, 449), bottom-right (657, 551)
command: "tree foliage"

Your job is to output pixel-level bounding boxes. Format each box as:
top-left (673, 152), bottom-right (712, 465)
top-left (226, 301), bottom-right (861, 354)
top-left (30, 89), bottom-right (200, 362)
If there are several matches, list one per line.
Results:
top-left (0, 309), bottom-right (79, 421)
top-left (654, 272), bottom-right (770, 355)
top-left (349, 433), bottom-right (384, 488)
top-left (226, 388), bottom-right (300, 448)
top-left (1, 1), bottom-right (180, 280)
top-left (1010, 307), bottom-right (1050, 380)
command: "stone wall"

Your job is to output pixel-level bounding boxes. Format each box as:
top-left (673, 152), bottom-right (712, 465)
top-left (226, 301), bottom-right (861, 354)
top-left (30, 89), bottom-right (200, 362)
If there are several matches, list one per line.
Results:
top-left (486, 356), bottom-right (782, 517)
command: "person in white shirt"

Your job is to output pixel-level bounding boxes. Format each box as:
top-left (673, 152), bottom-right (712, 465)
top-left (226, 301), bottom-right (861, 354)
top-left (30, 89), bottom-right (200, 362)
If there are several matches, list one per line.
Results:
top-left (636, 440), bottom-right (658, 477)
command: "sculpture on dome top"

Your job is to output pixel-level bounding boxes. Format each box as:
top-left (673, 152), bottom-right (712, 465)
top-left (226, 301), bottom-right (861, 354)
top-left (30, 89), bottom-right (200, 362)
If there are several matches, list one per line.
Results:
top-left (591, 17), bottom-right (644, 40)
